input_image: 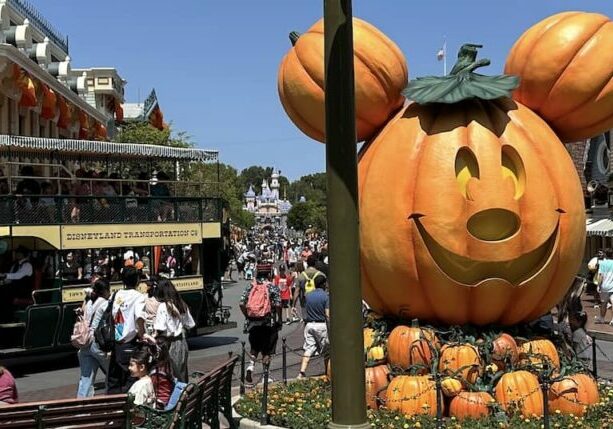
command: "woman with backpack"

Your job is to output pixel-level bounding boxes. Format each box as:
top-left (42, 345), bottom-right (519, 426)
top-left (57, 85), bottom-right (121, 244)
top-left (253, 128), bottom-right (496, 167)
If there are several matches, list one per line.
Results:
top-left (153, 279), bottom-right (195, 382)
top-left (76, 278), bottom-right (111, 398)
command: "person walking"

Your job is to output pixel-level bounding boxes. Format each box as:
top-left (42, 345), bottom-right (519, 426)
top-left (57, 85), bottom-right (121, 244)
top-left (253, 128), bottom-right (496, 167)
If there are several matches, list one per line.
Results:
top-left (239, 268), bottom-right (282, 384)
top-left (77, 278), bottom-right (111, 397)
top-left (106, 266), bottom-right (147, 394)
top-left (292, 255), bottom-right (324, 320)
top-left (298, 274), bottom-right (329, 378)
top-left (273, 265), bottom-right (293, 324)
top-left (152, 279), bottom-right (195, 382)
top-left (596, 248), bottom-right (613, 325)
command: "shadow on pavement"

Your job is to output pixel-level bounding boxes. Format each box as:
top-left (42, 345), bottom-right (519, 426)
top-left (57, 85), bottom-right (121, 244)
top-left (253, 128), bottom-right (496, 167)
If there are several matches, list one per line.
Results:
top-left (188, 336), bottom-right (239, 350)
top-left (8, 352), bottom-right (79, 378)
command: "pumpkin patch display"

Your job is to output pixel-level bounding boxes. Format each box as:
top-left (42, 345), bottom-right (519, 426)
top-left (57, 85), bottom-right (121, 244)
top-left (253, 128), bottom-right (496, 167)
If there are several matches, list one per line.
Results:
top-left (277, 17), bottom-right (407, 143)
top-left (359, 45), bottom-right (585, 326)
top-left (505, 12), bottom-right (613, 142)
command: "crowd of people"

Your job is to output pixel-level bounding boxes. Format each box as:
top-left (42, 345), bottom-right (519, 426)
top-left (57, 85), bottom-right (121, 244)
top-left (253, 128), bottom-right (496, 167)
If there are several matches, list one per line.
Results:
top-left (75, 263), bottom-right (196, 408)
top-left (1, 164), bottom-right (177, 223)
top-left (233, 234), bottom-right (331, 384)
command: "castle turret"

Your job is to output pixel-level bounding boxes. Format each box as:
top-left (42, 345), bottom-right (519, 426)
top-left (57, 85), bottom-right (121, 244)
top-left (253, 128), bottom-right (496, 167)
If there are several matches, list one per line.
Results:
top-left (270, 168), bottom-right (280, 200)
top-left (244, 184), bottom-right (256, 211)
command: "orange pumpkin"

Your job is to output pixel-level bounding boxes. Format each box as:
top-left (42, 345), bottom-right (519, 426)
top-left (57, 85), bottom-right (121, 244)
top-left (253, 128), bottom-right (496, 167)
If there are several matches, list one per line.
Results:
top-left (519, 339), bottom-right (560, 370)
top-left (492, 333), bottom-right (519, 369)
top-left (385, 375), bottom-right (439, 417)
top-left (365, 364), bottom-right (389, 409)
top-left (359, 97), bottom-right (585, 326)
top-left (504, 12), bottom-right (613, 142)
top-left (387, 325), bottom-right (437, 371)
top-left (495, 370), bottom-right (544, 416)
top-left (440, 377), bottom-right (463, 397)
top-left (549, 373), bottom-right (599, 416)
top-left (449, 391), bottom-right (494, 420)
top-left (438, 344), bottom-right (482, 385)
top-left (277, 17), bottom-right (407, 143)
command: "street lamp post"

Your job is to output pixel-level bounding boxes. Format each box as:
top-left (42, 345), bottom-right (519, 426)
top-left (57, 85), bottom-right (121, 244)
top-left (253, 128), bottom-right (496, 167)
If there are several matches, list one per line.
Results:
top-left (324, 0), bottom-right (369, 428)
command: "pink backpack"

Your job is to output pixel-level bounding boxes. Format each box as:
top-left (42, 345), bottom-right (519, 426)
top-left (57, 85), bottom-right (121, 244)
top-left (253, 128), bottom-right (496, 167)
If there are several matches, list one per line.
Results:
top-left (246, 281), bottom-right (271, 318)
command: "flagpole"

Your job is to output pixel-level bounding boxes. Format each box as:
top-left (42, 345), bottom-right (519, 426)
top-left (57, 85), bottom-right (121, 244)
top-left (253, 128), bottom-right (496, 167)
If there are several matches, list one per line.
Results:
top-left (443, 37), bottom-right (447, 76)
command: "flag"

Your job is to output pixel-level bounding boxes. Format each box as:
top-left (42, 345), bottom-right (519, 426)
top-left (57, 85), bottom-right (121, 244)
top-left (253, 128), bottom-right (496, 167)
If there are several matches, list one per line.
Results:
top-left (437, 41), bottom-right (446, 61)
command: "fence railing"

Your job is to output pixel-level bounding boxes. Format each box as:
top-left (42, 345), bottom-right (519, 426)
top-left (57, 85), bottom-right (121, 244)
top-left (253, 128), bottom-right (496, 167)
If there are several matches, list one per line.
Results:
top-left (0, 195), bottom-right (223, 225)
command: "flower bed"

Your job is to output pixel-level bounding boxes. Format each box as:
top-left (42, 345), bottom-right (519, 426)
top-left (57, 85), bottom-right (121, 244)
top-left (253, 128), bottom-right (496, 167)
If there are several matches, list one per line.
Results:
top-left (235, 378), bottom-right (613, 429)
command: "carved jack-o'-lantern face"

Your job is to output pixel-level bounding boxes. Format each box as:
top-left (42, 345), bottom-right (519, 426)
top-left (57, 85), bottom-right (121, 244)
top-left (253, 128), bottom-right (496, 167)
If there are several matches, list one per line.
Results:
top-left (358, 98), bottom-right (585, 326)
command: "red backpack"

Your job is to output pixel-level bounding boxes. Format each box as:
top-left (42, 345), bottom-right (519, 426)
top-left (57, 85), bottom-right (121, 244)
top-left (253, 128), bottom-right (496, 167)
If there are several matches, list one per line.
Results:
top-left (246, 281), bottom-right (271, 318)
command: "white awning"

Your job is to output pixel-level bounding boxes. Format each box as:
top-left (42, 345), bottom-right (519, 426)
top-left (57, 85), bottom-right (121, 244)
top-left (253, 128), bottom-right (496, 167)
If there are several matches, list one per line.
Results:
top-left (586, 218), bottom-right (613, 237)
top-left (0, 135), bottom-right (218, 162)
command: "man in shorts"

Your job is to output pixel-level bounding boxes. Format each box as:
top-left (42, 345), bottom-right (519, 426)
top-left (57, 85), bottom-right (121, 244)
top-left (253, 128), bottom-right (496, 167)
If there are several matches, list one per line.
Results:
top-left (239, 269), bottom-right (282, 384)
top-left (596, 248), bottom-right (613, 325)
top-left (298, 274), bottom-right (329, 378)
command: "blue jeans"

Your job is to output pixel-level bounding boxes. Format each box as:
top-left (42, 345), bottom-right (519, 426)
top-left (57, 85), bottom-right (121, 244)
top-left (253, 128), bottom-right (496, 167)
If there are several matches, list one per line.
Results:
top-left (77, 342), bottom-right (108, 398)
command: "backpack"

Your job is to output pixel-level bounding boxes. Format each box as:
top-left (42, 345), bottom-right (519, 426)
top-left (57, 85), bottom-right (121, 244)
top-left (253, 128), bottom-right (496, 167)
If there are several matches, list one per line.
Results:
top-left (303, 271), bottom-right (321, 295)
top-left (245, 281), bottom-right (271, 318)
top-left (71, 299), bottom-right (103, 349)
top-left (94, 292), bottom-right (116, 352)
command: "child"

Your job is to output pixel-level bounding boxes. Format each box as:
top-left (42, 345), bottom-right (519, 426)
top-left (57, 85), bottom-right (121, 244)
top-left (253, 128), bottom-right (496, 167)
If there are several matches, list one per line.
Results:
top-left (149, 339), bottom-right (174, 410)
top-left (128, 346), bottom-right (156, 407)
top-left (244, 260), bottom-right (255, 280)
top-left (569, 311), bottom-right (592, 361)
top-left (274, 265), bottom-right (293, 324)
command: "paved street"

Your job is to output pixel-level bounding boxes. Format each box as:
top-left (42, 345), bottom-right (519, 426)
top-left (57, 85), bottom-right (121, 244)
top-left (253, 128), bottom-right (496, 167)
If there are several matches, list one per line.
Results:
top-left (7, 278), bottom-right (613, 403)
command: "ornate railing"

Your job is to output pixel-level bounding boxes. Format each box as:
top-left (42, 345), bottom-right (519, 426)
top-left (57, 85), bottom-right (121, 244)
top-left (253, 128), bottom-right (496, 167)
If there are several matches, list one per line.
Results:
top-left (8, 0), bottom-right (69, 53)
top-left (0, 195), bottom-right (223, 225)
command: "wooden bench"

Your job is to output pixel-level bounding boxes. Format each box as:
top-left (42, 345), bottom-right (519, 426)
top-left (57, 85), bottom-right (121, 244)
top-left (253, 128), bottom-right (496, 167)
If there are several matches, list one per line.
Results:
top-left (0, 393), bottom-right (132, 428)
top-left (134, 354), bottom-right (238, 429)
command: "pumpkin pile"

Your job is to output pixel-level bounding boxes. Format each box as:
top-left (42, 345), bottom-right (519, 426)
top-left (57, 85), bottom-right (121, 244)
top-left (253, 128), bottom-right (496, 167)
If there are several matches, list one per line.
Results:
top-left (328, 321), bottom-right (600, 421)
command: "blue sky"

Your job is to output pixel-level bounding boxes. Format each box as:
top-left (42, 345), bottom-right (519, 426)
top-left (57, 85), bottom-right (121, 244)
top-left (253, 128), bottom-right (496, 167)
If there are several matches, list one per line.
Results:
top-left (41, 1), bottom-right (611, 180)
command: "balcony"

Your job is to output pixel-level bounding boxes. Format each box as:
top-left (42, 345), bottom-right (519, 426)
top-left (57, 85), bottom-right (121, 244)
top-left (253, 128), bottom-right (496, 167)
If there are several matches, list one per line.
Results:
top-left (7, 0), bottom-right (69, 53)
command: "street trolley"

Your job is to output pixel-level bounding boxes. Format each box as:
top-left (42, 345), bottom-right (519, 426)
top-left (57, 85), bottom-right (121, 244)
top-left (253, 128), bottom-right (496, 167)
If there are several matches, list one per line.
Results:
top-left (0, 135), bottom-right (236, 361)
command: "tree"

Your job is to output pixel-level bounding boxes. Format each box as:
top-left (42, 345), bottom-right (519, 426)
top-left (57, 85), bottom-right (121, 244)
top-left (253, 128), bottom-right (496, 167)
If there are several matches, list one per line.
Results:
top-left (287, 173), bottom-right (327, 205)
top-left (114, 121), bottom-right (192, 148)
top-left (287, 201), bottom-right (327, 231)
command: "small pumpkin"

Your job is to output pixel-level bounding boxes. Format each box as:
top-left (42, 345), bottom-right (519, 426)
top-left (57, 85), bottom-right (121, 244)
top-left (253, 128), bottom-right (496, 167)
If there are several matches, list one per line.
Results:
top-left (495, 370), bottom-right (544, 416)
top-left (365, 364), bottom-right (390, 410)
top-left (387, 325), bottom-right (438, 371)
top-left (449, 391), bottom-right (495, 421)
top-left (485, 363), bottom-right (499, 374)
top-left (363, 327), bottom-right (376, 350)
top-left (438, 344), bottom-right (482, 385)
top-left (519, 339), bottom-right (560, 370)
top-left (385, 375), bottom-right (439, 417)
top-left (491, 333), bottom-right (519, 369)
top-left (505, 12), bottom-right (613, 142)
top-left (278, 17), bottom-right (408, 143)
top-left (367, 345), bottom-right (386, 363)
top-left (549, 373), bottom-right (599, 416)
top-left (440, 377), bottom-right (463, 397)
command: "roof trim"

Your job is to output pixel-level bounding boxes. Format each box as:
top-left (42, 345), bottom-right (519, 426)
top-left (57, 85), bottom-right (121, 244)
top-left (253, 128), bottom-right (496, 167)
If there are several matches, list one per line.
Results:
top-left (0, 135), bottom-right (218, 162)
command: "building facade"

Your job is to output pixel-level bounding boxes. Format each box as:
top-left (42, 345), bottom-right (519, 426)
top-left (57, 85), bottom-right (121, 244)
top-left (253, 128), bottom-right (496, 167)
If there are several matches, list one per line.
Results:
top-left (243, 169), bottom-right (292, 232)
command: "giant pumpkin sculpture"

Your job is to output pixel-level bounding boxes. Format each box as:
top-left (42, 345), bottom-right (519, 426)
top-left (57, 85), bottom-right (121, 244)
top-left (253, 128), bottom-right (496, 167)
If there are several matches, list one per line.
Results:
top-left (359, 45), bottom-right (585, 326)
top-left (505, 11), bottom-right (613, 142)
top-left (277, 17), bottom-right (408, 143)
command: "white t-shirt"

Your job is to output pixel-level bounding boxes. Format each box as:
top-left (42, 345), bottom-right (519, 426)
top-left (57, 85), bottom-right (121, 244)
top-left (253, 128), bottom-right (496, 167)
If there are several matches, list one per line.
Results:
top-left (111, 289), bottom-right (145, 343)
top-left (129, 376), bottom-right (155, 406)
top-left (154, 302), bottom-right (195, 337)
top-left (288, 248), bottom-right (297, 263)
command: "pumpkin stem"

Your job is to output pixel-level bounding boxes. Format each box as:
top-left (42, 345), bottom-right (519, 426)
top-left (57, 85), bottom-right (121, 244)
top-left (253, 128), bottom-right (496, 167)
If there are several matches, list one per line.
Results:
top-left (289, 31), bottom-right (300, 46)
top-left (403, 43), bottom-right (519, 104)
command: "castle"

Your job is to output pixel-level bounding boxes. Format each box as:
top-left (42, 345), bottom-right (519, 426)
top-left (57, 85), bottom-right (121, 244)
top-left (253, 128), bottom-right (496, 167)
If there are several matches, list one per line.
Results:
top-left (243, 169), bottom-right (292, 231)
